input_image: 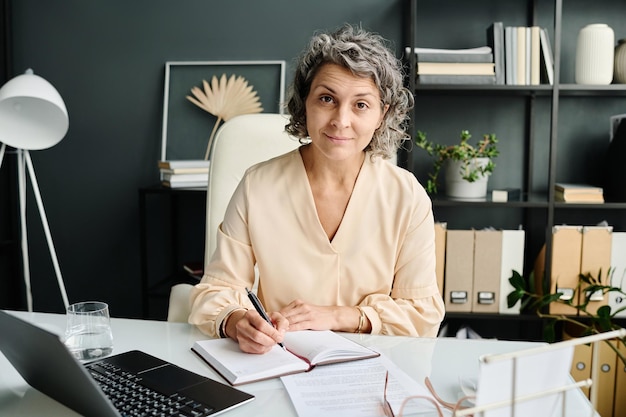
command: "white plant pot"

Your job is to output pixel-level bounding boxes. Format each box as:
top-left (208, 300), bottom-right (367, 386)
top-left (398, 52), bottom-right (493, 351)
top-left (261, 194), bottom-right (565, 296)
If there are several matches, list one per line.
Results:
top-left (444, 158), bottom-right (490, 200)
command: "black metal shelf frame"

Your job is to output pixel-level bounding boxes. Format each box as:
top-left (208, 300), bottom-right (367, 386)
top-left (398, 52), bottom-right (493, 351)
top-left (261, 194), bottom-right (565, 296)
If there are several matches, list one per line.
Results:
top-left (404, 0), bottom-right (626, 334)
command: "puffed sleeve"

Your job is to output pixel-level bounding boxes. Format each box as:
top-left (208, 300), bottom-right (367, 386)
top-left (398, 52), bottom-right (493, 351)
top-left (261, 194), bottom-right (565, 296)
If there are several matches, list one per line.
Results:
top-left (188, 175), bottom-right (256, 338)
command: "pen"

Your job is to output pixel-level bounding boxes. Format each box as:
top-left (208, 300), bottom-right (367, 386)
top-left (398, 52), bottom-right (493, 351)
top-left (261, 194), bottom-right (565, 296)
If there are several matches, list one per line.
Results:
top-left (245, 287), bottom-right (286, 350)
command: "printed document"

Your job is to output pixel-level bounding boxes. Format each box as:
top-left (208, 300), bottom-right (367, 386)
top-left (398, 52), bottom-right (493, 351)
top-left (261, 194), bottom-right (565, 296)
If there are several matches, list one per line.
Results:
top-left (281, 353), bottom-right (446, 417)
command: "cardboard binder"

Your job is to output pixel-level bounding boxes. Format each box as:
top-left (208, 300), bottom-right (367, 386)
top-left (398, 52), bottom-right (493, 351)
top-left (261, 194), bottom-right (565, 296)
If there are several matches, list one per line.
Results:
top-left (570, 343), bottom-right (592, 398)
top-left (590, 339), bottom-right (618, 417)
top-left (472, 230), bottom-right (502, 313)
top-left (580, 225), bottom-right (612, 315)
top-left (564, 324), bottom-right (592, 398)
top-left (610, 232), bottom-right (626, 318)
top-left (434, 222), bottom-right (447, 296)
top-left (499, 229), bottom-right (525, 314)
top-left (614, 340), bottom-right (626, 416)
top-left (444, 230), bottom-right (475, 312)
top-left (535, 225), bottom-right (583, 315)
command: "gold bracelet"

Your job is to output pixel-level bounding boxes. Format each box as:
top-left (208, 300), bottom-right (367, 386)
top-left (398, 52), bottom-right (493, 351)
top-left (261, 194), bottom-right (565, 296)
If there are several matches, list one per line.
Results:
top-left (355, 307), bottom-right (365, 334)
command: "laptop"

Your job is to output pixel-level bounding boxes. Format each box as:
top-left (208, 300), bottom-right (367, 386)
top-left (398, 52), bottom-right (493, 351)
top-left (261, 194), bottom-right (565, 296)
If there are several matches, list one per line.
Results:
top-left (0, 310), bottom-right (254, 416)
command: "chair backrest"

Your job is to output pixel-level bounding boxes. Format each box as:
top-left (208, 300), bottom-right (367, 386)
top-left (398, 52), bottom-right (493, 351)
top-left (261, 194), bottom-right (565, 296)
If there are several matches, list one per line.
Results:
top-left (204, 113), bottom-right (301, 264)
top-left (167, 283), bottom-right (194, 323)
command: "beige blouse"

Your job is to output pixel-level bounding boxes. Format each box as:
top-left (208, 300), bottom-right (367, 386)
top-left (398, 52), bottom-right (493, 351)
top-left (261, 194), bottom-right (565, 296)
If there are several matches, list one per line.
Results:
top-left (189, 149), bottom-right (445, 338)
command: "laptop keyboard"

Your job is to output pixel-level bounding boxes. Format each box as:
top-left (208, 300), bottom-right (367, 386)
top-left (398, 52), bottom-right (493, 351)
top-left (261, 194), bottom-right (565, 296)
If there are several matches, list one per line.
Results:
top-left (86, 361), bottom-right (215, 417)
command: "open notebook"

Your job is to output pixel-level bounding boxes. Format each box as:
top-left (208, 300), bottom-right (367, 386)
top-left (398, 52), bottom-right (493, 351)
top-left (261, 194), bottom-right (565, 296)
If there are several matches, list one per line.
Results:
top-left (192, 330), bottom-right (379, 385)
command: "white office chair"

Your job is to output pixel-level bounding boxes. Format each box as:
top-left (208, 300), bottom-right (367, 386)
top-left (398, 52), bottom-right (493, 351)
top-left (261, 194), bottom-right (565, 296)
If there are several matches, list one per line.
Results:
top-left (166, 113), bottom-right (301, 322)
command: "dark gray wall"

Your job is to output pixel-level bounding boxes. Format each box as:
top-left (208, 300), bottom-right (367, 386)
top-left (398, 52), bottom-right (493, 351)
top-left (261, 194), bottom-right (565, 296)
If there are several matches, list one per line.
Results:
top-left (5, 0), bottom-right (625, 323)
top-left (3, 1), bottom-right (404, 318)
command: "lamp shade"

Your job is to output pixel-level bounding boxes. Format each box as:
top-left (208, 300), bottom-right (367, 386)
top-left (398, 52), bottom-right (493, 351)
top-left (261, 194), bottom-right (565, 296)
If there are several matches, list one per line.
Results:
top-left (0, 70), bottom-right (69, 150)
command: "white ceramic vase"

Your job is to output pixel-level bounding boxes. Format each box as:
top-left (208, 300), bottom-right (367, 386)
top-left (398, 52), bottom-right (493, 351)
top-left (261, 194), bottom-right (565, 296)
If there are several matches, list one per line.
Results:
top-left (444, 157), bottom-right (490, 200)
top-left (575, 24), bottom-right (614, 85)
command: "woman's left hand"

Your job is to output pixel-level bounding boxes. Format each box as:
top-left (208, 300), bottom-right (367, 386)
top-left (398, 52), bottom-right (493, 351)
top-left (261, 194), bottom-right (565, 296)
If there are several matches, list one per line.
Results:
top-left (279, 299), bottom-right (366, 333)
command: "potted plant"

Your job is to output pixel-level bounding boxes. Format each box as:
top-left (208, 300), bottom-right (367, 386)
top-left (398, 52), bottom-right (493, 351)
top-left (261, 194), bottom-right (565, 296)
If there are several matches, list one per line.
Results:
top-left (415, 129), bottom-right (499, 198)
top-left (507, 268), bottom-right (626, 364)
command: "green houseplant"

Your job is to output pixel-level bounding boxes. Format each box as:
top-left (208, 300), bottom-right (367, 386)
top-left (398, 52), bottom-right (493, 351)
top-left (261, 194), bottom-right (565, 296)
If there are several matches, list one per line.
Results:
top-left (507, 268), bottom-right (626, 365)
top-left (415, 129), bottom-right (499, 196)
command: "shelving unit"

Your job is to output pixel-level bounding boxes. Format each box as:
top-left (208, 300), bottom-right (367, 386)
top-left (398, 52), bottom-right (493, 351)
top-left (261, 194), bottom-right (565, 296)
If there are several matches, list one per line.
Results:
top-left (403, 0), bottom-right (626, 339)
top-left (138, 185), bottom-right (206, 319)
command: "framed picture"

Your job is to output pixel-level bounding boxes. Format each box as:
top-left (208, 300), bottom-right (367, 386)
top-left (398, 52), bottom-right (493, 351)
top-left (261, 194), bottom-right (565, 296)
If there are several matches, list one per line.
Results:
top-left (160, 60), bottom-right (286, 161)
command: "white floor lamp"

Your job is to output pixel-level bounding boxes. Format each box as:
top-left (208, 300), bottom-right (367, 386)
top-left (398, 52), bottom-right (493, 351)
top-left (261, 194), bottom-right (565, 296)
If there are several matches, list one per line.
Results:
top-left (0, 69), bottom-right (70, 312)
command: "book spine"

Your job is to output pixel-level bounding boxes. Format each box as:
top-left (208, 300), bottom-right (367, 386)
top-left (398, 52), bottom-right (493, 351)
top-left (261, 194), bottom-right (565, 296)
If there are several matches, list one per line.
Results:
top-left (540, 28), bottom-right (554, 85)
top-left (530, 26), bottom-right (541, 85)
top-left (525, 27), bottom-right (531, 85)
top-left (418, 74), bottom-right (496, 85)
top-left (505, 26), bottom-right (514, 85)
top-left (415, 52), bottom-right (493, 63)
top-left (416, 62), bottom-right (495, 75)
top-left (516, 26), bottom-right (526, 85)
top-left (488, 22), bottom-right (505, 85)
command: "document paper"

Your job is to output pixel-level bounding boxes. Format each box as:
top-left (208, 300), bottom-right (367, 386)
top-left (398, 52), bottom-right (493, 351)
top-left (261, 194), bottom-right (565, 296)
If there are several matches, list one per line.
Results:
top-left (280, 353), bottom-right (445, 417)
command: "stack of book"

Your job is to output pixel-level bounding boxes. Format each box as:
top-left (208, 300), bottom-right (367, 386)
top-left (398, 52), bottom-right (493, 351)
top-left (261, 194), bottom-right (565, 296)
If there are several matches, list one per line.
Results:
top-left (407, 46), bottom-right (496, 85)
top-left (158, 160), bottom-right (210, 189)
top-left (504, 25), bottom-right (554, 85)
top-left (554, 183), bottom-right (604, 203)
top-left (404, 22), bottom-right (554, 86)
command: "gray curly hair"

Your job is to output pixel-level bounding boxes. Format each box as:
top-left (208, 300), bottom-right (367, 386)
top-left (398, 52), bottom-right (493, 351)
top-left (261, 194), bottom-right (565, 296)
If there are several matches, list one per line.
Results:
top-left (285, 23), bottom-right (414, 160)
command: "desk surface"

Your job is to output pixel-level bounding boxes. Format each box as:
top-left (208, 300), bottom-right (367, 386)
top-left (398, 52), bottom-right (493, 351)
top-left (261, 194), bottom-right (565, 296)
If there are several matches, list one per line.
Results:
top-left (0, 311), bottom-right (595, 417)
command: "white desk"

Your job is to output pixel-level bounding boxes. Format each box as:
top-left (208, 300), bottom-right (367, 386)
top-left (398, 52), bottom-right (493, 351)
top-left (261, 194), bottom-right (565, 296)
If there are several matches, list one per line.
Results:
top-left (0, 310), bottom-right (596, 416)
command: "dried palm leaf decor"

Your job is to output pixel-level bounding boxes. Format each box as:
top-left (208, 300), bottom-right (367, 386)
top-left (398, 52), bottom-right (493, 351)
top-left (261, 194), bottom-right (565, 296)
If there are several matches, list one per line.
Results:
top-left (186, 74), bottom-right (263, 160)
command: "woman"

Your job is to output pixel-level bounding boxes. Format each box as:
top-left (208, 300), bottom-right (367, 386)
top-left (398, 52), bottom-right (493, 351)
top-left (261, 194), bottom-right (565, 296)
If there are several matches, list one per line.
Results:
top-left (189, 24), bottom-right (444, 353)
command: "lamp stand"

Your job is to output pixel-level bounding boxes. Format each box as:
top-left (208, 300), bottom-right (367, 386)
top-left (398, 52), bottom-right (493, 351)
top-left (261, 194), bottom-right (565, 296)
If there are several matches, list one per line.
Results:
top-left (0, 142), bottom-right (69, 311)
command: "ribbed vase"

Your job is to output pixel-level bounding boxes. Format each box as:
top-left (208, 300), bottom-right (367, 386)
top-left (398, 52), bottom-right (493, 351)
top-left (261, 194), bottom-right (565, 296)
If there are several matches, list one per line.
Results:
top-left (575, 24), bottom-right (614, 85)
top-left (614, 39), bottom-right (626, 84)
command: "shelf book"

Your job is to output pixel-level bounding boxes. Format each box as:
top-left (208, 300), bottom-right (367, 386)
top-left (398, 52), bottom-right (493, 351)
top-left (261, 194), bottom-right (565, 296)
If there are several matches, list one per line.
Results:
top-left (529, 26), bottom-right (540, 85)
top-left (158, 160), bottom-right (210, 188)
top-left (539, 28), bottom-right (554, 85)
top-left (418, 74), bottom-right (496, 85)
top-left (162, 173), bottom-right (208, 183)
top-left (406, 46), bottom-right (493, 63)
top-left (504, 26), bottom-right (515, 84)
top-left (406, 46), bottom-right (496, 85)
top-left (416, 62), bottom-right (495, 75)
top-left (503, 25), bottom-right (545, 85)
top-left (554, 183), bottom-right (604, 203)
top-left (192, 330), bottom-right (379, 386)
top-left (486, 22), bottom-right (505, 84)
top-left (162, 174), bottom-right (208, 189)
top-left (407, 46), bottom-right (492, 56)
top-left (160, 167), bottom-right (210, 175)
top-left (516, 26), bottom-right (526, 85)
top-left (158, 160), bottom-right (210, 170)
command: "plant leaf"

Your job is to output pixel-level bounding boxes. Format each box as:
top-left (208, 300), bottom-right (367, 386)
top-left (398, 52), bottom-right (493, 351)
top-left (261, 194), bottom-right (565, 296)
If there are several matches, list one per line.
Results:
top-left (509, 270), bottom-right (526, 291)
top-left (186, 74), bottom-right (263, 121)
top-left (185, 74), bottom-right (264, 160)
top-left (543, 320), bottom-right (557, 342)
top-left (507, 290), bottom-right (524, 308)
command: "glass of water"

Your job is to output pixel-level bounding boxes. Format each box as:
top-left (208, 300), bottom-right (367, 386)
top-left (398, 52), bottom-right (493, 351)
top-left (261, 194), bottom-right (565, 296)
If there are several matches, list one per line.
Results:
top-left (64, 301), bottom-right (113, 361)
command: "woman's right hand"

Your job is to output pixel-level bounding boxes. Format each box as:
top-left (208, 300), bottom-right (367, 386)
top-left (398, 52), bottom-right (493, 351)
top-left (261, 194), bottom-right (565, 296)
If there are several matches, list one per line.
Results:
top-left (226, 309), bottom-right (288, 354)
